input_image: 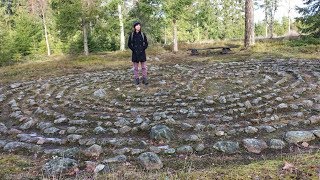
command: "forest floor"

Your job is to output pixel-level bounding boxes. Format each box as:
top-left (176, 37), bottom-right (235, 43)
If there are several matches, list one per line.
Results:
top-left (0, 38), bottom-right (319, 179)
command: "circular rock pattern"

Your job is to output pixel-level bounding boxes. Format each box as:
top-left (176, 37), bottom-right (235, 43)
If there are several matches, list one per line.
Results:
top-left (0, 59), bottom-right (320, 173)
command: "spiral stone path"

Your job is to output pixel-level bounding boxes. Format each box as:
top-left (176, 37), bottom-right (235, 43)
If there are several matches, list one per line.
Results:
top-left (0, 58), bottom-right (319, 175)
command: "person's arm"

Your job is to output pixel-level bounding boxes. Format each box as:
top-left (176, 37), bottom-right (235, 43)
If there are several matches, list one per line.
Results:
top-left (143, 33), bottom-right (148, 50)
top-left (128, 34), bottom-right (133, 51)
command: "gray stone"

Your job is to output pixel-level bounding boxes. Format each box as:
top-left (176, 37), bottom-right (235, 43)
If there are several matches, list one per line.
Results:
top-left (176, 145), bottom-right (193, 154)
top-left (84, 144), bottom-right (103, 157)
top-left (20, 119), bottom-right (37, 130)
top-left (94, 126), bottom-right (107, 134)
top-left (113, 147), bottom-right (131, 155)
top-left (259, 125), bottom-right (276, 133)
top-left (278, 103), bottom-right (288, 109)
top-left (164, 148), bottom-right (176, 154)
top-left (93, 89), bottom-right (106, 98)
top-left (43, 127), bottom-right (60, 134)
top-left (114, 118), bottom-right (130, 127)
top-left (244, 126), bottom-right (258, 134)
top-left (194, 124), bottom-right (206, 131)
top-left (54, 117), bottom-right (68, 124)
top-left (185, 134), bottom-right (201, 142)
top-left (3, 141), bottom-right (42, 153)
top-left (313, 130), bottom-right (320, 138)
top-left (103, 155), bottom-right (127, 163)
top-left (0, 140), bottom-right (7, 148)
top-left (69, 120), bottom-right (89, 125)
top-left (213, 141), bottom-right (239, 154)
top-left (67, 134), bottom-right (82, 143)
top-left (0, 123), bottom-right (8, 133)
top-left (181, 123), bottom-right (193, 130)
top-left (42, 157), bottom-right (78, 176)
top-left (195, 143), bottom-right (205, 152)
top-left (37, 122), bottom-right (53, 130)
top-left (138, 152), bottom-right (163, 170)
top-left (242, 139), bottom-right (268, 154)
top-left (119, 126), bottom-right (132, 134)
top-left (269, 139), bottom-right (286, 150)
top-left (219, 96), bottom-right (227, 104)
top-left (150, 125), bottom-right (174, 142)
top-left (285, 131), bottom-right (316, 143)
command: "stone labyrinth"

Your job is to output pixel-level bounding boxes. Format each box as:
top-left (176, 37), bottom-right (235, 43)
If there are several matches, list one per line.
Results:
top-left (0, 58), bottom-right (320, 175)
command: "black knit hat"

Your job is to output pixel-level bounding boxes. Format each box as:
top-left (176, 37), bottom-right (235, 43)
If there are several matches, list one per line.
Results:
top-left (133, 21), bottom-right (141, 28)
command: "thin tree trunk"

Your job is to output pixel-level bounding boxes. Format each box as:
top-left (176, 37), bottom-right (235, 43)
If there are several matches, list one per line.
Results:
top-left (83, 19), bottom-right (89, 56)
top-left (165, 26), bottom-right (167, 45)
top-left (118, 3), bottom-right (125, 51)
top-left (244, 0), bottom-right (255, 48)
top-left (41, 7), bottom-right (51, 56)
top-left (265, 4), bottom-right (268, 38)
top-left (288, 0), bottom-right (291, 35)
top-left (173, 19), bottom-right (178, 52)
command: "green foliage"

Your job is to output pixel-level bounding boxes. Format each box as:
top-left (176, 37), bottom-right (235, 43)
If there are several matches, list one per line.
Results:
top-left (296, 0), bottom-right (320, 37)
top-left (286, 36), bottom-right (320, 47)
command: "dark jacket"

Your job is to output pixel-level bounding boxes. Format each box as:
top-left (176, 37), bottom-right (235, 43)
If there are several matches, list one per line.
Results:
top-left (128, 31), bottom-right (148, 62)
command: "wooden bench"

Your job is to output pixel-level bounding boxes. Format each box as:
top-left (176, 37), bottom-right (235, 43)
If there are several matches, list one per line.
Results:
top-left (188, 47), bottom-right (232, 56)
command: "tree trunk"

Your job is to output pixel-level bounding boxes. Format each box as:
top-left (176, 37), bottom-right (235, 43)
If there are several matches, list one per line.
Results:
top-left (173, 19), bottom-right (178, 52)
top-left (288, 0), bottom-right (291, 35)
top-left (164, 26), bottom-right (167, 45)
top-left (118, 3), bottom-right (125, 51)
top-left (41, 7), bottom-right (51, 56)
top-left (265, 4), bottom-right (268, 38)
top-left (244, 0), bottom-right (255, 48)
top-left (83, 19), bottom-right (89, 56)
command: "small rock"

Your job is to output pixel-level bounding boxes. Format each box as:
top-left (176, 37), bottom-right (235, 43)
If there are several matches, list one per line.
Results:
top-left (213, 141), bottom-right (239, 154)
top-left (244, 126), bottom-right (258, 134)
top-left (103, 155), bottom-right (127, 163)
top-left (176, 145), bottom-right (193, 154)
top-left (195, 144), bottom-right (205, 152)
top-left (242, 139), bottom-right (268, 154)
top-left (138, 152), bottom-right (163, 170)
top-left (42, 157), bottom-right (78, 176)
top-left (93, 89), bottom-right (107, 98)
top-left (269, 139), bottom-right (286, 150)
top-left (84, 144), bottom-right (103, 158)
top-left (150, 125), bottom-right (174, 142)
top-left (285, 131), bottom-right (315, 143)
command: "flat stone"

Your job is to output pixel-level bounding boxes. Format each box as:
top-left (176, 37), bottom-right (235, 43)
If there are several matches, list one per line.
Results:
top-left (42, 157), bottom-right (78, 176)
top-left (43, 127), bottom-right (60, 134)
top-left (67, 134), bottom-right (82, 143)
top-left (0, 123), bottom-right (8, 133)
top-left (69, 120), bottom-right (89, 125)
top-left (20, 119), bottom-right (37, 130)
top-left (213, 141), bottom-right (239, 154)
top-left (54, 117), bottom-right (68, 124)
top-left (83, 144), bottom-right (103, 158)
top-left (176, 145), bottom-right (193, 154)
top-left (195, 143), bottom-right (205, 152)
top-left (242, 139), bottom-right (268, 154)
top-left (185, 134), bottom-right (201, 142)
top-left (119, 126), bottom-right (132, 134)
top-left (313, 130), bottom-right (320, 138)
top-left (93, 89), bottom-right (106, 98)
top-left (269, 139), bottom-right (286, 150)
top-left (103, 155), bottom-right (127, 163)
top-left (150, 125), bottom-right (174, 142)
top-left (138, 152), bottom-right (163, 170)
top-left (164, 148), bottom-right (176, 154)
top-left (285, 131), bottom-right (316, 143)
top-left (244, 126), bottom-right (258, 134)
top-left (94, 126), bottom-right (107, 134)
top-left (3, 141), bottom-right (42, 153)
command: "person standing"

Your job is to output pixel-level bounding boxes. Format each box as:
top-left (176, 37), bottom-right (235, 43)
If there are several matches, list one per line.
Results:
top-left (128, 22), bottom-right (149, 85)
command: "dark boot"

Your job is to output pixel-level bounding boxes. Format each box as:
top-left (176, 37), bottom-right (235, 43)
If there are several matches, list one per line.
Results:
top-left (142, 77), bottom-right (149, 85)
top-left (135, 78), bottom-right (140, 85)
